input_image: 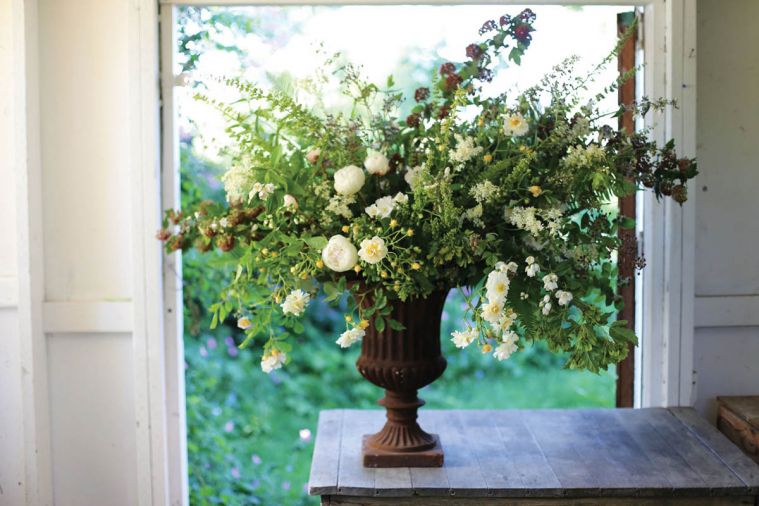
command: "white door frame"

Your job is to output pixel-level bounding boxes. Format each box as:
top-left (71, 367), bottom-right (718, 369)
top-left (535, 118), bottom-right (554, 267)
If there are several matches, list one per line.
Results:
top-left (146, 1), bottom-right (697, 504)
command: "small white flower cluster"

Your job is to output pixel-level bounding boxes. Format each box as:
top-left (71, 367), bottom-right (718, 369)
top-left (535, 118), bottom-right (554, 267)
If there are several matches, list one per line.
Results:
top-left (365, 192), bottom-right (408, 219)
top-left (336, 327), bottom-right (365, 348)
top-left (251, 182), bottom-right (276, 201)
top-left (508, 207), bottom-right (543, 236)
top-left (221, 164), bottom-right (254, 204)
top-left (525, 256), bottom-right (540, 277)
top-left (470, 180), bottom-right (500, 204)
top-left (404, 166), bottom-right (423, 189)
top-left (358, 236), bottom-right (388, 264)
top-left (463, 203), bottom-right (484, 227)
top-left (563, 144), bottom-right (606, 169)
top-left (503, 112), bottom-right (529, 137)
top-left (507, 206), bottom-right (563, 237)
top-left (326, 195), bottom-right (355, 220)
top-left (449, 134), bottom-right (483, 165)
top-left (261, 349), bottom-right (286, 373)
top-left (280, 289), bottom-right (310, 316)
top-left (538, 272), bottom-right (573, 315)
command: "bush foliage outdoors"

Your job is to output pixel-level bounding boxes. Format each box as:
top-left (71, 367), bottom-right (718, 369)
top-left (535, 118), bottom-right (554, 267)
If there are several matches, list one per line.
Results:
top-left (176, 7), bottom-right (631, 505)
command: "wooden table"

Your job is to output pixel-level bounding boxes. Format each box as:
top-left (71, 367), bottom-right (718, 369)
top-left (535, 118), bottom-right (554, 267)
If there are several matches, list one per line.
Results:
top-left (308, 408), bottom-right (759, 505)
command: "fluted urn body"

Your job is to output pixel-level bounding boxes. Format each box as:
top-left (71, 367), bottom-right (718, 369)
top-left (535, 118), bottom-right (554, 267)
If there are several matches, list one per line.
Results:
top-left (356, 290), bottom-right (448, 467)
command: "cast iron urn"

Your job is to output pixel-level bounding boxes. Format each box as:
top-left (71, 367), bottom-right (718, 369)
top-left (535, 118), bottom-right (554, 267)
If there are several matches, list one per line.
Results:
top-left (356, 290), bottom-right (448, 467)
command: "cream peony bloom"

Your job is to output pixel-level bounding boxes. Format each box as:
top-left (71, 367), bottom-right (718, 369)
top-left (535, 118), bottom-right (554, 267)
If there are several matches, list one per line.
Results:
top-left (503, 112), bottom-right (529, 137)
top-left (334, 165), bottom-right (365, 196)
top-left (321, 235), bottom-right (358, 272)
top-left (485, 270), bottom-right (510, 304)
top-left (358, 236), bottom-right (388, 264)
top-left (364, 149), bottom-right (390, 176)
top-left (281, 289), bottom-right (310, 316)
top-left (451, 327), bottom-right (478, 349)
top-left (336, 327), bottom-right (365, 348)
top-left (261, 349), bottom-right (286, 373)
top-left (480, 299), bottom-right (504, 325)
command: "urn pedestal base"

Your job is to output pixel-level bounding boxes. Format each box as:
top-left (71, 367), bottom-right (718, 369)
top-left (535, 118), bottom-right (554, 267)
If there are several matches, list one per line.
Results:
top-left (362, 434), bottom-right (443, 468)
top-left (355, 290), bottom-right (449, 468)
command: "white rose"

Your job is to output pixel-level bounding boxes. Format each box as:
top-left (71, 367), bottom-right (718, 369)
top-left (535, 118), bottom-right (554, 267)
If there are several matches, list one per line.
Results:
top-left (493, 331), bottom-right (519, 361)
top-left (358, 236), bottom-right (388, 264)
top-left (321, 235), bottom-right (358, 272)
top-left (336, 327), bottom-right (365, 348)
top-left (480, 299), bottom-right (504, 325)
top-left (364, 149), bottom-right (390, 176)
top-left (334, 165), bottom-right (365, 196)
top-left (365, 196), bottom-right (395, 219)
top-left (281, 289), bottom-right (310, 316)
top-left (451, 328), bottom-right (477, 349)
top-left (261, 350), bottom-right (286, 373)
top-left (485, 270), bottom-right (510, 304)
top-left (503, 112), bottom-right (529, 137)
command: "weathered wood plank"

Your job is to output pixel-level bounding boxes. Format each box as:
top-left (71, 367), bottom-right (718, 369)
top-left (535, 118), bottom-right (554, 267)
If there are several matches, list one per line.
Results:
top-left (336, 409), bottom-right (379, 495)
top-left (718, 397), bottom-right (759, 426)
top-left (670, 407), bottom-right (759, 492)
top-left (309, 410), bottom-right (345, 495)
top-left (521, 409), bottom-right (600, 492)
top-left (440, 410), bottom-right (489, 496)
top-left (310, 408), bottom-right (759, 499)
top-left (491, 410), bottom-right (561, 495)
top-left (579, 409), bottom-right (665, 490)
top-left (646, 409), bottom-right (745, 490)
top-left (613, 408), bottom-right (707, 491)
top-left (324, 494), bottom-right (757, 505)
top-left (410, 411), bottom-right (450, 495)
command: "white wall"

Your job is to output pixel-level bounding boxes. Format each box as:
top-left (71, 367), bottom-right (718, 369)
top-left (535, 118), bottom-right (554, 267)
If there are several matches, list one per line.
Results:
top-left (693, 0), bottom-right (759, 421)
top-left (1, 0), bottom-right (166, 505)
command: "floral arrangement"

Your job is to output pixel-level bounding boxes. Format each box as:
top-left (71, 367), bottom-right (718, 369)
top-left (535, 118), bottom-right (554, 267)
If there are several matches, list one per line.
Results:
top-left (159, 10), bottom-right (697, 374)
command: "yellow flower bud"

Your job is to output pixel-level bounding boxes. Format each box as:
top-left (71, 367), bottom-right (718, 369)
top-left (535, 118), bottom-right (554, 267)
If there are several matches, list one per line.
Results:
top-left (482, 343), bottom-right (493, 353)
top-left (389, 219), bottom-right (398, 228)
top-left (406, 229), bottom-right (414, 237)
top-left (300, 272), bottom-right (308, 280)
top-left (483, 154), bottom-right (493, 163)
top-left (270, 251), bottom-right (278, 258)
top-left (529, 185), bottom-right (542, 197)
top-left (411, 262), bottom-right (421, 270)
top-left (345, 315), bottom-right (352, 322)
top-left (274, 295), bottom-right (281, 304)
top-left (341, 225), bottom-right (350, 233)
top-left (358, 320), bottom-right (369, 329)
top-left (380, 271), bottom-right (388, 278)
top-left (261, 248), bottom-right (269, 256)
top-left (290, 266), bottom-right (297, 273)
top-left (316, 259), bottom-right (324, 269)
top-left (477, 118), bottom-right (485, 127)
top-left (353, 265), bottom-right (362, 273)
